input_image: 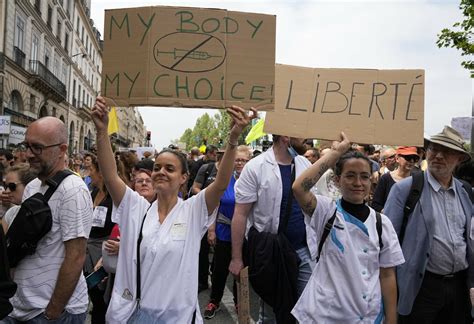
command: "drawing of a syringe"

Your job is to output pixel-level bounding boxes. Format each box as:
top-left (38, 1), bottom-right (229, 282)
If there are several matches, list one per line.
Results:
top-left (157, 48), bottom-right (222, 61)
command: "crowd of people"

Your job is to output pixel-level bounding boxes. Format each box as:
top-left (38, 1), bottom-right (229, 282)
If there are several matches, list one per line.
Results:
top-left (0, 95), bottom-right (473, 324)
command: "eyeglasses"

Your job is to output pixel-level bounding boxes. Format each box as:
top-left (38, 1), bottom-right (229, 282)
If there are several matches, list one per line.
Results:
top-left (235, 159), bottom-right (249, 164)
top-left (386, 154), bottom-right (396, 160)
top-left (5, 182), bottom-right (21, 192)
top-left (401, 155), bottom-right (420, 163)
top-left (135, 178), bottom-right (152, 185)
top-left (20, 142), bottom-right (63, 155)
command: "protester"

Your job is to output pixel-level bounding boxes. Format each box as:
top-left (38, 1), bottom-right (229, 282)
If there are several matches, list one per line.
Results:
top-left (12, 147), bottom-right (27, 166)
top-left (356, 144), bottom-right (380, 173)
top-left (82, 152), bottom-right (93, 189)
top-left (0, 117), bottom-right (93, 323)
top-left (371, 146), bottom-right (419, 212)
top-left (1, 164), bottom-right (36, 233)
top-left (92, 96), bottom-right (255, 323)
top-left (0, 150), bottom-right (13, 185)
top-left (313, 147), bottom-right (342, 201)
top-left (384, 126), bottom-right (473, 323)
top-left (229, 135), bottom-right (313, 323)
top-left (84, 154), bottom-right (116, 324)
top-left (192, 152), bottom-right (221, 292)
top-left (291, 132), bottom-right (404, 323)
top-left (188, 145), bottom-right (218, 195)
top-left (203, 145), bottom-right (251, 319)
top-left (0, 228), bottom-right (16, 320)
top-left (303, 147), bottom-right (320, 164)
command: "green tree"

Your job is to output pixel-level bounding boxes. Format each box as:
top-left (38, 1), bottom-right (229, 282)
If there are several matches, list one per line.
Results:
top-left (437, 0), bottom-right (473, 77)
top-left (178, 110), bottom-right (252, 150)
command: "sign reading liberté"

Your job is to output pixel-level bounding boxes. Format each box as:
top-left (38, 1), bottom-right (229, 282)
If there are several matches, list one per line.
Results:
top-left (101, 6), bottom-right (276, 110)
top-left (265, 64), bottom-right (425, 146)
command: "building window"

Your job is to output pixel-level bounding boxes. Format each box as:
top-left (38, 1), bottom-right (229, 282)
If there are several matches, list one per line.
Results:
top-left (78, 85), bottom-right (81, 106)
top-left (10, 91), bottom-right (23, 112)
top-left (44, 45), bottom-right (51, 68)
top-left (81, 26), bottom-right (84, 43)
top-left (76, 17), bottom-right (79, 31)
top-left (62, 64), bottom-right (67, 84)
top-left (30, 94), bottom-right (36, 112)
top-left (31, 33), bottom-right (39, 61)
top-left (64, 33), bottom-right (69, 53)
top-left (47, 6), bottom-right (52, 29)
top-left (34, 0), bottom-right (41, 14)
top-left (15, 14), bottom-right (25, 50)
top-left (57, 20), bottom-right (62, 42)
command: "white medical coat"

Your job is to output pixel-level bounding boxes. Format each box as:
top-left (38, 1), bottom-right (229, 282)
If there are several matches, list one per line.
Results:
top-left (292, 196), bottom-right (404, 323)
top-left (106, 187), bottom-right (216, 323)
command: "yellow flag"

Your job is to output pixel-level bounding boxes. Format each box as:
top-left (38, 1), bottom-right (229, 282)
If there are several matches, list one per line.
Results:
top-left (199, 144), bottom-right (207, 154)
top-left (108, 107), bottom-right (119, 135)
top-left (245, 119), bottom-right (266, 144)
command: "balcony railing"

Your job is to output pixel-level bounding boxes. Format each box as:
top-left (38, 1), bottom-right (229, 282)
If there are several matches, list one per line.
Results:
top-left (29, 60), bottom-right (67, 101)
top-left (72, 97), bottom-right (77, 107)
top-left (13, 47), bottom-right (26, 69)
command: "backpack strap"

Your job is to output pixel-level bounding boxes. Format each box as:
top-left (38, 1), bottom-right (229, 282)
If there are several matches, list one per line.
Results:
top-left (400, 171), bottom-right (424, 244)
top-left (136, 202), bottom-right (154, 306)
top-left (459, 179), bottom-right (474, 203)
top-left (376, 211), bottom-right (383, 250)
top-left (316, 208), bottom-right (337, 262)
top-left (43, 169), bottom-right (75, 201)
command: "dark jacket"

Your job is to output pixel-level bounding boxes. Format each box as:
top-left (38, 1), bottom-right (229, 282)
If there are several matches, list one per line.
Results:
top-left (0, 229), bottom-right (17, 319)
top-left (246, 227), bottom-right (298, 324)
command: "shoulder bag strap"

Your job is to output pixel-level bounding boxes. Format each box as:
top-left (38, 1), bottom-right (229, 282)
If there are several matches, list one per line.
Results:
top-left (400, 171), bottom-right (424, 244)
top-left (376, 211), bottom-right (383, 250)
top-left (136, 202), bottom-right (153, 305)
top-left (278, 161), bottom-right (295, 235)
top-left (316, 208), bottom-right (337, 262)
top-left (43, 169), bottom-right (74, 201)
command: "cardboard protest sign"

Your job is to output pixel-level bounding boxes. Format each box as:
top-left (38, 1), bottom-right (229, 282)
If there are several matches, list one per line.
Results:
top-left (101, 6), bottom-right (275, 110)
top-left (237, 267), bottom-right (250, 324)
top-left (265, 64), bottom-right (425, 146)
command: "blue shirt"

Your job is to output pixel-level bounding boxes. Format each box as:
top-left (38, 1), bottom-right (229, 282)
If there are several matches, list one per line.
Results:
top-left (216, 175), bottom-right (236, 242)
top-left (279, 164), bottom-right (307, 250)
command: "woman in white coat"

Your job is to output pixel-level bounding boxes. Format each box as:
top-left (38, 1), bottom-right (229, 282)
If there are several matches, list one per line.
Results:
top-left (92, 96), bottom-right (256, 323)
top-left (291, 132), bottom-right (404, 324)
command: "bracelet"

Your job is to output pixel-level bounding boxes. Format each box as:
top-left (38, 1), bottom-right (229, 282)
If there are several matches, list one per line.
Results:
top-left (227, 141), bottom-right (238, 148)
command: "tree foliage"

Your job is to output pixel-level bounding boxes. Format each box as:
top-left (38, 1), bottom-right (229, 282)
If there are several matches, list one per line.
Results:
top-left (178, 110), bottom-right (251, 150)
top-left (437, 0), bottom-right (474, 77)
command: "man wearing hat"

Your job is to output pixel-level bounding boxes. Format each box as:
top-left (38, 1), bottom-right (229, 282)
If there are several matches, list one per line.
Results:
top-left (384, 126), bottom-right (473, 323)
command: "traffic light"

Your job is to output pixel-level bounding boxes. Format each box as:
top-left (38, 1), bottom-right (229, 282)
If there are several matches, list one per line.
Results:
top-left (146, 131), bottom-right (151, 141)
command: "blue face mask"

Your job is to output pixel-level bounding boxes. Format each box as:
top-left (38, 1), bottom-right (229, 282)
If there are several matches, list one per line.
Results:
top-left (287, 146), bottom-right (298, 159)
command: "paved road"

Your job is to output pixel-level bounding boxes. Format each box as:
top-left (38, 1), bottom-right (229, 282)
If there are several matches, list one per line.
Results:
top-left (197, 272), bottom-right (261, 323)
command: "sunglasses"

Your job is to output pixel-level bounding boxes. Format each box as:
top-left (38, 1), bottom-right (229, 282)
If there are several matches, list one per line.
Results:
top-left (5, 182), bottom-right (21, 192)
top-left (401, 155), bottom-right (420, 163)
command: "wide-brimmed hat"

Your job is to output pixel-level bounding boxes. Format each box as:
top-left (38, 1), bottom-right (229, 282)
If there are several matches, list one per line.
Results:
top-left (427, 126), bottom-right (471, 161)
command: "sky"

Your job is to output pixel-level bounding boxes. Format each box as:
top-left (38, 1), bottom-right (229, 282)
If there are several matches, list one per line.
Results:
top-left (91, 0), bottom-right (472, 150)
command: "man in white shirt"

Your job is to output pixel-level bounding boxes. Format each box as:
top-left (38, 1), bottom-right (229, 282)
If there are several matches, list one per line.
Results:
top-left (229, 135), bottom-right (315, 323)
top-left (1, 117), bottom-right (92, 324)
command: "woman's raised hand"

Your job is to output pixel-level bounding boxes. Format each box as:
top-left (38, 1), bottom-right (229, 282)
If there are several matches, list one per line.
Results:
top-left (92, 96), bottom-right (109, 132)
top-left (226, 106), bottom-right (258, 141)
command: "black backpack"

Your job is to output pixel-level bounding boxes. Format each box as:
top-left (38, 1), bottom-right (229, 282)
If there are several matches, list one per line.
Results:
top-left (317, 208), bottom-right (383, 262)
top-left (399, 171), bottom-right (474, 244)
top-left (6, 170), bottom-right (73, 267)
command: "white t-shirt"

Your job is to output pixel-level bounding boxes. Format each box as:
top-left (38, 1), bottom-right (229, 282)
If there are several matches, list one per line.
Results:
top-left (3, 205), bottom-right (20, 227)
top-left (106, 187), bottom-right (216, 323)
top-left (10, 175), bottom-right (93, 321)
top-left (292, 196), bottom-right (405, 323)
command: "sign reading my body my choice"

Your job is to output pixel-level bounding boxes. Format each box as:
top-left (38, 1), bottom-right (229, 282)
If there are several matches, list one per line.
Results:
top-left (101, 6), bottom-right (276, 110)
top-left (265, 64), bottom-right (425, 146)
